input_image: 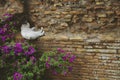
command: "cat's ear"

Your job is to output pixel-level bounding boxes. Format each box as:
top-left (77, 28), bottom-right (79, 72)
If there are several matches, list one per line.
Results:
top-left (26, 22), bottom-right (30, 28)
top-left (41, 27), bottom-right (43, 30)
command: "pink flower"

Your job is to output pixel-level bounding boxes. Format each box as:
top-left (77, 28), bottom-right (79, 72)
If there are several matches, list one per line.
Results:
top-left (57, 48), bottom-right (65, 53)
top-left (13, 72), bottom-right (22, 80)
top-left (45, 61), bottom-right (50, 69)
top-left (69, 55), bottom-right (76, 62)
top-left (30, 56), bottom-right (36, 64)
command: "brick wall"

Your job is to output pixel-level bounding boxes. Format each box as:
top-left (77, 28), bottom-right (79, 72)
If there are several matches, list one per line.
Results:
top-left (36, 34), bottom-right (120, 80)
top-left (0, 0), bottom-right (120, 80)
top-left (1, 0), bottom-right (120, 33)
top-left (29, 0), bottom-right (120, 34)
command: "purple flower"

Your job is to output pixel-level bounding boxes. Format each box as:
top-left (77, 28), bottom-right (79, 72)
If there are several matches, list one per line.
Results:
top-left (28, 46), bottom-right (35, 54)
top-left (13, 72), bottom-right (22, 80)
top-left (24, 51), bottom-right (31, 56)
top-left (14, 43), bottom-right (23, 55)
top-left (3, 13), bottom-right (13, 21)
top-left (6, 34), bottom-right (14, 39)
top-left (59, 64), bottom-right (62, 67)
top-left (2, 45), bottom-right (11, 53)
top-left (62, 56), bottom-right (67, 61)
top-left (1, 36), bottom-right (7, 42)
top-left (30, 56), bottom-right (36, 61)
top-left (53, 70), bottom-right (57, 75)
top-left (69, 55), bottom-right (76, 62)
top-left (63, 71), bottom-right (67, 76)
top-left (3, 13), bottom-right (12, 17)
top-left (68, 66), bottom-right (72, 72)
top-left (57, 48), bottom-right (65, 53)
top-left (0, 28), bottom-right (5, 35)
top-left (0, 28), bottom-right (3, 34)
top-left (66, 53), bottom-right (70, 57)
top-left (14, 22), bottom-right (17, 25)
top-left (3, 24), bottom-right (9, 28)
top-left (62, 53), bottom-right (70, 61)
top-left (45, 61), bottom-right (50, 69)
top-left (30, 56), bottom-right (36, 64)
top-left (24, 46), bottom-right (35, 56)
top-left (47, 57), bottom-right (51, 61)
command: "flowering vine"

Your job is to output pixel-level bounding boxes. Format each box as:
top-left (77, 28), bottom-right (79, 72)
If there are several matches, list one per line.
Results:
top-left (0, 13), bottom-right (76, 80)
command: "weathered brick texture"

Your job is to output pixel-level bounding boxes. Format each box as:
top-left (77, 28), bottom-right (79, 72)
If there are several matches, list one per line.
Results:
top-left (0, 0), bottom-right (120, 34)
top-left (37, 36), bottom-right (120, 80)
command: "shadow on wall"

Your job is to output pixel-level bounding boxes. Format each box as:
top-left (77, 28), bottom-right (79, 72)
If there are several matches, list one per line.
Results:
top-left (0, 0), bottom-right (7, 6)
top-left (0, 0), bottom-right (34, 30)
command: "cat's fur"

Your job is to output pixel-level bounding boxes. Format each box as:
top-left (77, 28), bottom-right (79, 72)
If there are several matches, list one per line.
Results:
top-left (21, 22), bottom-right (45, 40)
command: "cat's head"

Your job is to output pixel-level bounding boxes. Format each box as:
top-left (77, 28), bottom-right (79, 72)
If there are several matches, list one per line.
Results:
top-left (21, 22), bottom-right (30, 30)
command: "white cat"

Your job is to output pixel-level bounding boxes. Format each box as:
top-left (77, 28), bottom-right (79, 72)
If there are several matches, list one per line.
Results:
top-left (21, 22), bottom-right (45, 40)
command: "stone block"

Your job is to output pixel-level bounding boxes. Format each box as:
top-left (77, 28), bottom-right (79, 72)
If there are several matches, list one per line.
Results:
top-left (50, 6), bottom-right (57, 11)
top-left (118, 50), bottom-right (120, 54)
top-left (44, 11), bottom-right (54, 15)
top-left (97, 13), bottom-right (107, 18)
top-left (70, 36), bottom-right (83, 41)
top-left (55, 35), bottom-right (69, 41)
top-left (6, 8), bottom-right (15, 13)
top-left (99, 34), bottom-right (115, 41)
top-left (64, 14), bottom-right (72, 19)
top-left (94, 6), bottom-right (105, 9)
top-left (116, 11), bottom-right (120, 16)
top-left (96, 2), bottom-right (104, 5)
top-left (39, 35), bottom-right (55, 41)
top-left (85, 49), bottom-right (117, 53)
top-left (60, 22), bottom-right (68, 27)
top-left (82, 17), bottom-right (93, 22)
top-left (106, 11), bottom-right (114, 15)
top-left (61, 12), bottom-right (69, 15)
top-left (76, 49), bottom-right (86, 52)
top-left (55, 11), bottom-right (61, 15)
top-left (55, 15), bottom-right (61, 19)
top-left (69, 11), bottom-right (81, 14)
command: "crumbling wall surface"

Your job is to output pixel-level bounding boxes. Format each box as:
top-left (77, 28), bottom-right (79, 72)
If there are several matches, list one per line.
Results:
top-left (38, 37), bottom-right (120, 80)
top-left (0, 0), bottom-right (23, 16)
top-left (0, 0), bottom-right (120, 80)
top-left (29, 0), bottom-right (120, 34)
top-left (0, 0), bottom-right (120, 34)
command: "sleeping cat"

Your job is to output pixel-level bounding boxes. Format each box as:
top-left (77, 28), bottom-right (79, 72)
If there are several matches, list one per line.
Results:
top-left (21, 22), bottom-right (45, 40)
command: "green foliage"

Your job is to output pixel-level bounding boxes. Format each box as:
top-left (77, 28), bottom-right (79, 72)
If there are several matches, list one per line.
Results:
top-left (0, 13), bottom-right (76, 80)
